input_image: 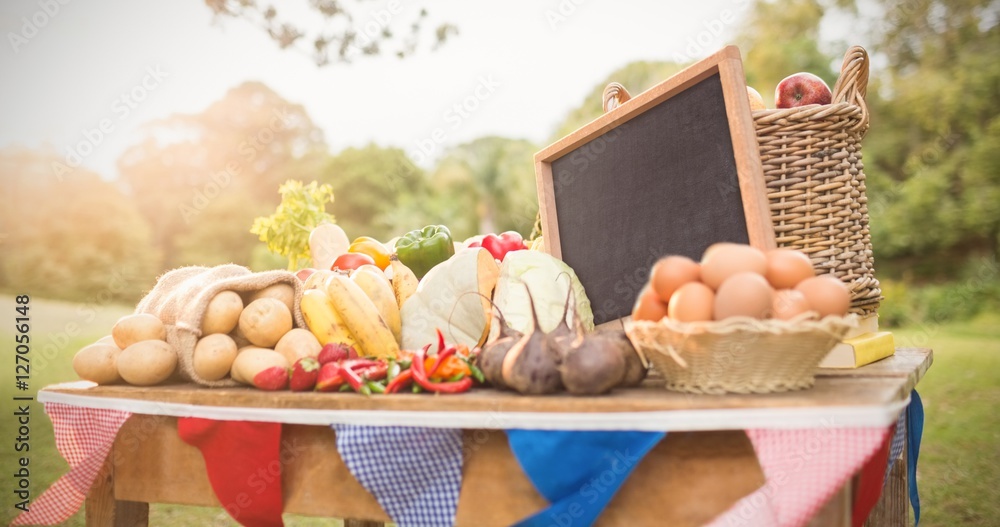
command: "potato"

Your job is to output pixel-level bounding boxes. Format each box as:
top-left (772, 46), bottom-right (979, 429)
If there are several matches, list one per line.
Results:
top-left (274, 328), bottom-right (322, 365)
top-left (202, 291), bottom-right (243, 335)
top-left (112, 313), bottom-right (166, 349)
top-left (230, 347), bottom-right (288, 385)
top-left (249, 283), bottom-right (295, 313)
top-left (239, 298), bottom-right (293, 348)
top-left (193, 334), bottom-right (238, 381)
top-left (73, 343), bottom-right (123, 385)
top-left (96, 335), bottom-right (115, 345)
top-left (117, 340), bottom-right (177, 386)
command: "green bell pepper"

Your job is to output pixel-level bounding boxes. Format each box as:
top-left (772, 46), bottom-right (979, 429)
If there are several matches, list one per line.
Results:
top-left (395, 225), bottom-right (456, 279)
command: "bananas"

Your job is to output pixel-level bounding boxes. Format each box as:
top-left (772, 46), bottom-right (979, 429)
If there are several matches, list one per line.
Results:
top-left (350, 265), bottom-right (402, 344)
top-left (303, 269), bottom-right (335, 291)
top-left (388, 255), bottom-right (418, 309)
top-left (300, 288), bottom-right (356, 349)
top-left (324, 273), bottom-right (400, 360)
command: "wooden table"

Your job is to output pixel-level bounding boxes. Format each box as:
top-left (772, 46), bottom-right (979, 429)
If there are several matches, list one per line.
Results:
top-left (39, 348), bottom-right (932, 527)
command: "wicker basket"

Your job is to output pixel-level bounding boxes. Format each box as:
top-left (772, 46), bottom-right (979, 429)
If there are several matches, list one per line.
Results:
top-left (752, 46), bottom-right (880, 315)
top-left (627, 314), bottom-right (857, 394)
top-left (588, 46), bottom-right (882, 316)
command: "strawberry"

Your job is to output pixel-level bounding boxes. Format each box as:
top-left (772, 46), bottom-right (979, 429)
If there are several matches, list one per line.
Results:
top-left (316, 362), bottom-right (345, 392)
top-left (252, 365), bottom-right (289, 391)
top-left (318, 343), bottom-right (357, 365)
top-left (289, 357), bottom-right (320, 392)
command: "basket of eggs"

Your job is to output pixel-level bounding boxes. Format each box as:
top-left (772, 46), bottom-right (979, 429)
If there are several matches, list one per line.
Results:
top-left (626, 243), bottom-right (856, 394)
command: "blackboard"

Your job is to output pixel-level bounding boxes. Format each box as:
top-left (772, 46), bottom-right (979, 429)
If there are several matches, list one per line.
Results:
top-left (535, 46), bottom-right (775, 326)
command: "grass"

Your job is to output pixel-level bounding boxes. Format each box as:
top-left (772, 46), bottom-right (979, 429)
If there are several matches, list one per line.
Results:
top-left (1, 294), bottom-right (997, 525)
top-left (889, 313), bottom-right (1000, 527)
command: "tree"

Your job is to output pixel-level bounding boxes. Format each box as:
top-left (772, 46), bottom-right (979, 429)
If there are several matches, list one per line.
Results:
top-left (0, 148), bottom-right (159, 303)
top-left (204, 0), bottom-right (457, 66)
top-left (427, 137), bottom-right (540, 241)
top-left (320, 144), bottom-right (428, 242)
top-left (118, 81), bottom-right (328, 269)
top-left (861, 0), bottom-right (1000, 271)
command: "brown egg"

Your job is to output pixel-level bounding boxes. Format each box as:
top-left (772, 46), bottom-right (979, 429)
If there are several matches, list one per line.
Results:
top-left (701, 242), bottom-right (739, 261)
top-left (701, 243), bottom-right (767, 290)
top-left (713, 272), bottom-right (774, 320)
top-left (765, 249), bottom-right (816, 289)
top-left (632, 286), bottom-right (670, 322)
top-left (795, 275), bottom-right (851, 317)
top-left (771, 289), bottom-right (812, 320)
top-left (667, 282), bottom-right (715, 322)
top-left (650, 255), bottom-right (701, 302)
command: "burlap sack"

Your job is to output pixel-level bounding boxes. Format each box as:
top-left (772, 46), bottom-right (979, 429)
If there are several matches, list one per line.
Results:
top-left (135, 264), bottom-right (307, 387)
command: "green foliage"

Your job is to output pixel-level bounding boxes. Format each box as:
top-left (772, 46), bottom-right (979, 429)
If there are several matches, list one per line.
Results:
top-left (320, 144), bottom-right (428, 242)
top-left (863, 0), bottom-right (1000, 266)
top-left (879, 257), bottom-right (1000, 327)
top-left (250, 180), bottom-right (336, 271)
top-left (0, 150), bottom-right (159, 304)
top-left (175, 189), bottom-right (271, 268)
top-left (427, 137), bottom-right (540, 241)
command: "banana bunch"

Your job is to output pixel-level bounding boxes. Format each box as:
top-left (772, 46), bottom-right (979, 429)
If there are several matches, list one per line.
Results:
top-left (301, 260), bottom-right (421, 360)
top-left (300, 288), bottom-right (356, 349)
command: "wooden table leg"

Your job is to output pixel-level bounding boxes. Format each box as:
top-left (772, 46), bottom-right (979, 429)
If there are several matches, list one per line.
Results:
top-left (807, 483), bottom-right (851, 527)
top-left (866, 425), bottom-right (909, 526)
top-left (86, 450), bottom-right (149, 526)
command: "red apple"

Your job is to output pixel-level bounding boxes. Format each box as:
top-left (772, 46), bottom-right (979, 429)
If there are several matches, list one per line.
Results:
top-left (296, 268), bottom-right (317, 282)
top-left (774, 72), bottom-right (832, 109)
top-left (746, 86), bottom-right (766, 111)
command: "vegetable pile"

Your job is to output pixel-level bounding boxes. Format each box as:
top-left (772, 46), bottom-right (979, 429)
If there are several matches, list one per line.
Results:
top-left (73, 219), bottom-right (650, 398)
top-left (291, 330), bottom-right (483, 395)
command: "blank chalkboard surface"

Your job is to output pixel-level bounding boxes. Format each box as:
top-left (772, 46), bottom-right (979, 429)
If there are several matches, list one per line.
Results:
top-left (535, 46), bottom-right (775, 326)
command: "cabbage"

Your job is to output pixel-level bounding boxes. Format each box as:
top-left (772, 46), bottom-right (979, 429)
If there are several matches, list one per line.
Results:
top-left (491, 251), bottom-right (594, 337)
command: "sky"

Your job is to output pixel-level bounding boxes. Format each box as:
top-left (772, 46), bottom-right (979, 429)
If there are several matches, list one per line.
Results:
top-left (0, 0), bottom-right (763, 178)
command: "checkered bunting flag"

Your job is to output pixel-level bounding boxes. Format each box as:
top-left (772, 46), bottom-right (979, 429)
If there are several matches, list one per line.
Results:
top-left (12, 403), bottom-right (132, 526)
top-left (332, 424), bottom-right (463, 527)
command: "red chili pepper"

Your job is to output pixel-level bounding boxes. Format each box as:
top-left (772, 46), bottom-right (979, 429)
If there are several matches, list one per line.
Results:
top-left (341, 359), bottom-right (382, 371)
top-left (436, 328), bottom-right (446, 354)
top-left (386, 369), bottom-right (413, 393)
top-left (358, 363), bottom-right (388, 382)
top-left (412, 345), bottom-right (473, 394)
top-left (480, 232), bottom-right (527, 261)
top-left (340, 366), bottom-right (367, 393)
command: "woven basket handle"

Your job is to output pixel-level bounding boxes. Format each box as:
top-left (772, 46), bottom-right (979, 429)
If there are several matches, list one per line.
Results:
top-left (603, 82), bottom-right (631, 113)
top-left (832, 45), bottom-right (870, 131)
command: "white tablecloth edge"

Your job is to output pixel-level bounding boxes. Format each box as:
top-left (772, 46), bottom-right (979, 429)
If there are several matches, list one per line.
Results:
top-left (39, 383), bottom-right (909, 431)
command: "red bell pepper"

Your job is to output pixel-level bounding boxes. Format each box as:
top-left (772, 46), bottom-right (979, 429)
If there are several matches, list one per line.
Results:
top-left (479, 231), bottom-right (527, 261)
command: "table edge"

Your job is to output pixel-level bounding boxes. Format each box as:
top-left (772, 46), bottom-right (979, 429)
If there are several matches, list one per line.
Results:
top-left (38, 388), bottom-right (910, 431)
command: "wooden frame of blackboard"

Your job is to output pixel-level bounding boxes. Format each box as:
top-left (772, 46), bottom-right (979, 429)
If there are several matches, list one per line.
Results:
top-left (534, 46), bottom-right (776, 327)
